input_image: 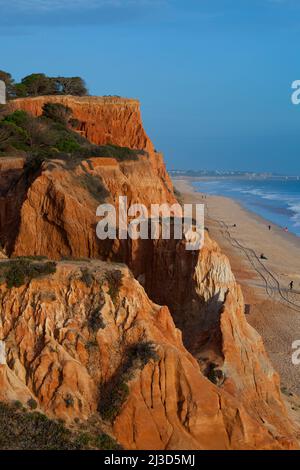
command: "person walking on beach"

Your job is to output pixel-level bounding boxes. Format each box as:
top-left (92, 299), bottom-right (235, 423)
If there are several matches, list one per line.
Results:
top-left (289, 281), bottom-right (294, 291)
top-left (268, 225), bottom-right (271, 231)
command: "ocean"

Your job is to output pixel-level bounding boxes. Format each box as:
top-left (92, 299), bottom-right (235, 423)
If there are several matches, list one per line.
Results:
top-left (192, 178), bottom-right (300, 237)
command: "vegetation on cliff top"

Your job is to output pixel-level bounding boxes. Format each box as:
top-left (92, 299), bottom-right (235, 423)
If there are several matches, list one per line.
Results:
top-left (0, 401), bottom-right (121, 450)
top-left (0, 103), bottom-right (142, 169)
top-left (0, 70), bottom-right (88, 99)
top-left (0, 258), bottom-right (57, 288)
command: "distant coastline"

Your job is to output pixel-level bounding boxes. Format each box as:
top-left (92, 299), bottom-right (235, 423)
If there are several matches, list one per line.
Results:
top-left (170, 171), bottom-right (300, 181)
top-left (173, 175), bottom-right (300, 238)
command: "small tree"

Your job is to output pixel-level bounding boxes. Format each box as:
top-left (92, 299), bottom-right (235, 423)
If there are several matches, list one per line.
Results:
top-left (54, 77), bottom-right (88, 96)
top-left (20, 73), bottom-right (56, 97)
top-left (42, 102), bottom-right (73, 125)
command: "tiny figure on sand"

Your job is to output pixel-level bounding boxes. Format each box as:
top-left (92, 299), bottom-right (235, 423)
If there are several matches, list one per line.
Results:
top-left (289, 281), bottom-right (294, 291)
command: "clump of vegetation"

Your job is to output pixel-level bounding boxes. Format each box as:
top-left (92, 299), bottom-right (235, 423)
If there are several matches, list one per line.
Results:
top-left (0, 104), bottom-right (141, 189)
top-left (85, 339), bottom-right (99, 351)
top-left (77, 173), bottom-right (110, 203)
top-left (91, 144), bottom-right (142, 162)
top-left (105, 270), bottom-right (123, 305)
top-left (80, 267), bottom-right (94, 287)
top-left (0, 402), bottom-right (78, 450)
top-left (99, 341), bottom-right (159, 423)
top-left (88, 308), bottom-right (106, 332)
top-left (42, 102), bottom-right (73, 125)
top-left (0, 259), bottom-right (56, 288)
top-left (206, 363), bottom-right (226, 387)
top-left (0, 70), bottom-right (88, 99)
top-left (27, 398), bottom-right (38, 411)
top-left (99, 381), bottom-right (130, 423)
top-left (0, 401), bottom-right (122, 450)
top-left (95, 433), bottom-right (121, 450)
top-left (127, 341), bottom-right (160, 369)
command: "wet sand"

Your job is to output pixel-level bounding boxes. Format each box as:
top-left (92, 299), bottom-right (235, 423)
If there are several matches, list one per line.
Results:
top-left (173, 177), bottom-right (300, 404)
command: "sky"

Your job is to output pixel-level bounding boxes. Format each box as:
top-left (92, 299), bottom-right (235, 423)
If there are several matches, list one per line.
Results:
top-left (1, 0), bottom-right (300, 174)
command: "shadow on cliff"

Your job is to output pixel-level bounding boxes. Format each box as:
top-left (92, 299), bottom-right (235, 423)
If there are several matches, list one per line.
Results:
top-left (0, 161), bottom-right (43, 256)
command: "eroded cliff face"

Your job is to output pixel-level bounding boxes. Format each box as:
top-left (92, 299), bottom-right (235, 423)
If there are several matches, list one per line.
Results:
top-left (0, 261), bottom-right (296, 450)
top-left (0, 95), bottom-right (298, 449)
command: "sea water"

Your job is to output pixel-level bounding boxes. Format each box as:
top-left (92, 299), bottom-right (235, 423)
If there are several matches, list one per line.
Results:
top-left (193, 178), bottom-right (300, 236)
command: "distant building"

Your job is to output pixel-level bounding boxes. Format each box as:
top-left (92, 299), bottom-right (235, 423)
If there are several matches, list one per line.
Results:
top-left (0, 80), bottom-right (6, 104)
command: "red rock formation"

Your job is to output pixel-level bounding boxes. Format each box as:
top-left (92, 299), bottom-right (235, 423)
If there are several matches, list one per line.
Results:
top-left (0, 95), bottom-right (298, 449)
top-left (7, 96), bottom-right (154, 153)
top-left (0, 261), bottom-right (297, 449)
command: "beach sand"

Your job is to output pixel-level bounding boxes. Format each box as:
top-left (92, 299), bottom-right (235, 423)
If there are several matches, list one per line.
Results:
top-left (173, 178), bottom-right (300, 420)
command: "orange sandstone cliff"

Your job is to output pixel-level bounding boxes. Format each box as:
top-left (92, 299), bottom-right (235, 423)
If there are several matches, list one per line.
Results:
top-left (0, 96), bottom-right (298, 449)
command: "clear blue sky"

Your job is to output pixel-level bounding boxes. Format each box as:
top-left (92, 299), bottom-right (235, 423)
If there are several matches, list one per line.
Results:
top-left (1, 0), bottom-right (300, 174)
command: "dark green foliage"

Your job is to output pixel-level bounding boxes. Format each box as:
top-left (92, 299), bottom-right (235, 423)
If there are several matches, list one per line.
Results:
top-left (77, 173), bottom-right (110, 202)
top-left (88, 308), bottom-right (106, 332)
top-left (95, 433), bottom-right (121, 450)
top-left (80, 267), bottom-right (94, 287)
top-left (20, 73), bottom-right (57, 97)
top-left (99, 382), bottom-right (130, 422)
top-left (0, 259), bottom-right (56, 288)
top-left (127, 341), bottom-right (160, 368)
top-left (0, 402), bottom-right (121, 450)
top-left (85, 339), bottom-right (99, 351)
top-left (105, 270), bottom-right (123, 305)
top-left (57, 136), bottom-right (81, 153)
top-left (99, 340), bottom-right (158, 423)
top-left (54, 76), bottom-right (88, 96)
top-left (91, 144), bottom-right (142, 161)
top-left (0, 402), bottom-right (77, 450)
top-left (42, 103), bottom-right (73, 125)
top-left (0, 70), bottom-right (88, 99)
top-left (27, 398), bottom-right (37, 410)
top-left (12, 401), bottom-right (23, 410)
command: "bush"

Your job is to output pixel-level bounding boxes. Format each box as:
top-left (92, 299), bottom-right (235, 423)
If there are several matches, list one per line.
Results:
top-left (105, 270), bottom-right (123, 305)
top-left (77, 173), bottom-right (110, 203)
top-left (99, 381), bottom-right (129, 422)
top-left (95, 433), bottom-right (121, 450)
top-left (57, 137), bottom-right (81, 153)
top-left (88, 308), bottom-right (106, 332)
top-left (0, 403), bottom-right (78, 450)
top-left (27, 398), bottom-right (38, 410)
top-left (80, 267), bottom-right (94, 287)
top-left (42, 103), bottom-right (73, 125)
top-left (127, 341), bottom-right (160, 368)
top-left (0, 259), bottom-right (56, 288)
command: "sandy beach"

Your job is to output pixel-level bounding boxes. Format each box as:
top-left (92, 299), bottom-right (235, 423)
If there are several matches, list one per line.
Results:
top-left (174, 177), bottom-right (300, 408)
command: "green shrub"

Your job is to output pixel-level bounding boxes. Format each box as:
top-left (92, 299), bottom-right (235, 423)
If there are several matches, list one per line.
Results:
top-left (0, 402), bottom-right (79, 450)
top-left (42, 103), bottom-right (73, 125)
top-left (127, 341), bottom-right (160, 368)
top-left (27, 398), bottom-right (38, 410)
top-left (77, 173), bottom-right (110, 202)
top-left (95, 433), bottom-right (121, 450)
top-left (88, 308), bottom-right (106, 332)
top-left (99, 381), bottom-right (129, 422)
top-left (57, 137), bottom-right (81, 153)
top-left (80, 267), bottom-right (94, 287)
top-left (105, 270), bottom-right (123, 305)
top-left (0, 259), bottom-right (56, 288)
